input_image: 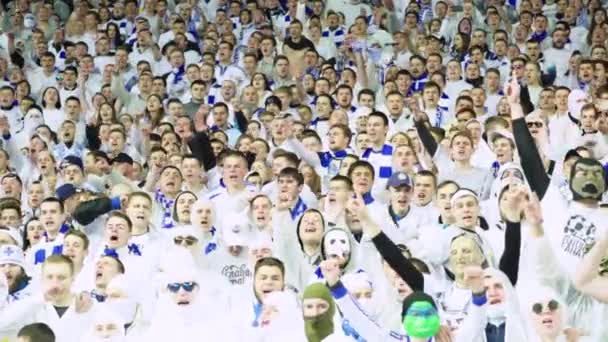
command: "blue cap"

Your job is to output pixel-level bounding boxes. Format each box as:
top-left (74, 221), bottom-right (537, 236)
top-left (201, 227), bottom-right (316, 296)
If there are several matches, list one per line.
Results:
top-left (61, 155), bottom-right (83, 171)
top-left (56, 183), bottom-right (82, 202)
top-left (387, 172), bottom-right (412, 188)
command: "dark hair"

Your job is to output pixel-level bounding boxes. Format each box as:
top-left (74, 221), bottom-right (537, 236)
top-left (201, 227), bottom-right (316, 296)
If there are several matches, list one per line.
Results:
top-left (41, 87), bottom-right (61, 109)
top-left (273, 150), bottom-right (300, 167)
top-left (106, 211), bottom-right (133, 232)
top-left (330, 174), bottom-right (353, 191)
top-left (18, 323), bottom-right (55, 342)
top-left (368, 111), bottom-right (389, 126)
top-left (254, 257), bottom-right (285, 277)
top-left (64, 229), bottom-right (90, 251)
top-left (348, 160), bottom-right (375, 181)
top-left (40, 197), bottom-right (65, 213)
top-left (101, 254), bottom-right (126, 274)
top-left (278, 167), bottom-right (304, 185)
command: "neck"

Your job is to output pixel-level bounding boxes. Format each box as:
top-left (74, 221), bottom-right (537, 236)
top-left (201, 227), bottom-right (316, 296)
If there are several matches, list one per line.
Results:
top-left (576, 198), bottom-right (599, 208)
top-left (227, 183), bottom-right (245, 194)
top-left (186, 180), bottom-right (204, 192)
top-left (131, 224), bottom-right (148, 235)
top-left (441, 214), bottom-right (455, 224)
top-left (163, 191), bottom-right (177, 199)
top-left (73, 261), bottom-right (83, 275)
top-left (46, 228), bottom-right (60, 241)
top-left (302, 242), bottom-right (320, 256)
top-left (52, 293), bottom-right (73, 307)
top-left (454, 159), bottom-right (471, 169)
top-left (372, 141), bottom-right (384, 150)
top-left (273, 136), bottom-right (287, 146)
top-left (392, 205), bottom-right (410, 217)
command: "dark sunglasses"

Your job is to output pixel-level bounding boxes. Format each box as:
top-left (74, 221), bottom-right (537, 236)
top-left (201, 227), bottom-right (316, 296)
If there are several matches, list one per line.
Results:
top-left (174, 236), bottom-right (198, 246)
top-left (532, 299), bottom-right (559, 314)
top-left (527, 122), bottom-right (544, 128)
top-left (167, 281), bottom-right (198, 293)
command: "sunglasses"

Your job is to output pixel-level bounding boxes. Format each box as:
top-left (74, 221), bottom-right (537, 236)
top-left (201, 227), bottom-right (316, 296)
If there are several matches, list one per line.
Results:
top-left (167, 281), bottom-right (198, 293)
top-left (174, 236), bottom-right (198, 246)
top-left (527, 122), bottom-right (544, 128)
top-left (532, 299), bottom-right (559, 314)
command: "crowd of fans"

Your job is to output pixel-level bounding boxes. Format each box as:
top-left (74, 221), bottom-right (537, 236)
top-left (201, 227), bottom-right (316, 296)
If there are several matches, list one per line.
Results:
top-left (0, 0), bottom-right (607, 340)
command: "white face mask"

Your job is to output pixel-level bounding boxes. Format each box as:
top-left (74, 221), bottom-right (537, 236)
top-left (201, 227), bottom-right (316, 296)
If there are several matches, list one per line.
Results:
top-left (357, 297), bottom-right (377, 317)
top-left (324, 230), bottom-right (351, 259)
top-left (106, 298), bottom-right (137, 324)
top-left (487, 302), bottom-right (506, 320)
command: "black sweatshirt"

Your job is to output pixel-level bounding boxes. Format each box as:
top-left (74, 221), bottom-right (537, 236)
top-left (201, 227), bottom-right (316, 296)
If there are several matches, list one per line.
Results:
top-left (414, 120), bottom-right (438, 157)
top-left (371, 219), bottom-right (523, 291)
top-left (511, 118), bottom-right (550, 199)
top-left (73, 197), bottom-right (119, 226)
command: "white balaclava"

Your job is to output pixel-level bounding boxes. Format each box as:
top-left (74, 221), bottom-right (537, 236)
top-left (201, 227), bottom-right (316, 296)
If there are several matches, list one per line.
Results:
top-left (323, 229), bottom-right (351, 261)
top-left (84, 304), bottom-right (127, 342)
top-left (105, 275), bottom-right (138, 326)
top-left (568, 89), bottom-right (589, 120)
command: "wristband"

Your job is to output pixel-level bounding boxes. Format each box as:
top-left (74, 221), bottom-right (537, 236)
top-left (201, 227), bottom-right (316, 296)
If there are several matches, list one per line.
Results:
top-left (471, 291), bottom-right (487, 306)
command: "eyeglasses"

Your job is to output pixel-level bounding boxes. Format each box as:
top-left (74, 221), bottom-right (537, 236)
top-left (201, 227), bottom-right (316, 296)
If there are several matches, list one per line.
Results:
top-left (167, 282), bottom-right (198, 293)
top-left (532, 299), bottom-right (559, 314)
top-left (174, 236), bottom-right (198, 246)
top-left (527, 122), bottom-right (544, 128)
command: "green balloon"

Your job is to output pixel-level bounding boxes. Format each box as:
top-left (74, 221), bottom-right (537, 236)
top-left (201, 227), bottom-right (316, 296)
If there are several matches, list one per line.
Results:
top-left (403, 301), bottom-right (441, 339)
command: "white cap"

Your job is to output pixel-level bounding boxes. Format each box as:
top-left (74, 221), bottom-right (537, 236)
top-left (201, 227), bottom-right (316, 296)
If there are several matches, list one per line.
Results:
top-left (0, 245), bottom-right (26, 272)
top-left (0, 228), bottom-right (23, 249)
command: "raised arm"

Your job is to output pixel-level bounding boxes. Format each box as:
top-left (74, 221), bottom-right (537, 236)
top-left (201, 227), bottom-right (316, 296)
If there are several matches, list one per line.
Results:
top-left (506, 74), bottom-right (550, 199)
top-left (321, 260), bottom-right (389, 341)
top-left (573, 229), bottom-right (608, 303)
top-left (413, 111), bottom-right (438, 157)
top-left (347, 194), bottom-right (424, 291)
top-left (498, 184), bottom-right (529, 285)
top-left (73, 196), bottom-right (122, 226)
top-left (188, 131), bottom-right (216, 171)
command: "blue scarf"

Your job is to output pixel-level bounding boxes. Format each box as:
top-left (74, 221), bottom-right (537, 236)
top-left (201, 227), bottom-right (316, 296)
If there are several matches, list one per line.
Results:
top-left (90, 289), bottom-right (107, 302)
top-left (434, 108), bottom-right (443, 128)
top-left (362, 192), bottom-right (374, 205)
top-left (204, 227), bottom-right (218, 255)
top-left (155, 189), bottom-right (176, 229)
top-left (172, 65), bottom-right (186, 85)
top-left (530, 31), bottom-right (548, 42)
top-left (252, 300), bottom-right (263, 327)
top-left (289, 197), bottom-right (307, 221)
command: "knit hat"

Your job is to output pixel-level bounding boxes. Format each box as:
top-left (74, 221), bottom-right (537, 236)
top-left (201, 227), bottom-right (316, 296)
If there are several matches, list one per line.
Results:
top-left (0, 227), bottom-right (23, 248)
top-left (0, 245), bottom-right (27, 273)
top-left (303, 283), bottom-right (335, 342)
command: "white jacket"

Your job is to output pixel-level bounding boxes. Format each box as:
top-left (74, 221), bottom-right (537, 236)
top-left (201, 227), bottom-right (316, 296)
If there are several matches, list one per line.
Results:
top-left (0, 293), bottom-right (94, 342)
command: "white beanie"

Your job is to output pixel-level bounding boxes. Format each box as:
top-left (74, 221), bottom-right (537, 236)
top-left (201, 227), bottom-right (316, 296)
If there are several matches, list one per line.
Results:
top-left (0, 245), bottom-right (26, 273)
top-left (0, 228), bottom-right (23, 248)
